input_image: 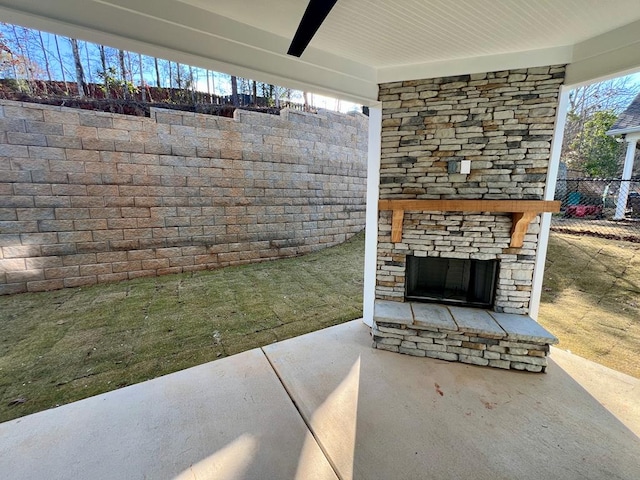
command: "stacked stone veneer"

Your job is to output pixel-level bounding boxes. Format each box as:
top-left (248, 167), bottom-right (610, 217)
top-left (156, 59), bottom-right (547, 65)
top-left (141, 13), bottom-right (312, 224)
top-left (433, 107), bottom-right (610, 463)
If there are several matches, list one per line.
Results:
top-left (376, 65), bottom-right (566, 314)
top-left (0, 100), bottom-right (367, 294)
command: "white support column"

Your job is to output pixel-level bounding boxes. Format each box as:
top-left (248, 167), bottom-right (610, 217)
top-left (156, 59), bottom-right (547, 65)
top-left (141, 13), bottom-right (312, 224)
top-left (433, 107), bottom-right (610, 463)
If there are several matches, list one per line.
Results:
top-left (362, 103), bottom-right (382, 327)
top-left (613, 136), bottom-right (638, 220)
top-left (529, 87), bottom-right (569, 320)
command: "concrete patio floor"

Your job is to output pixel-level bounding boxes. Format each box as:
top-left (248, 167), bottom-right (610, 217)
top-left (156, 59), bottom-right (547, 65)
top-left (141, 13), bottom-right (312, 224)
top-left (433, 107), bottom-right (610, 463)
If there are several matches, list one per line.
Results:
top-left (1, 320), bottom-right (639, 480)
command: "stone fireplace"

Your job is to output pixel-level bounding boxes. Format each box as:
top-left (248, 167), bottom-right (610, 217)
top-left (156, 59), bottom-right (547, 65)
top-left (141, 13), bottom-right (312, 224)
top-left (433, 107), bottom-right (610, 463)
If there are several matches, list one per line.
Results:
top-left (372, 66), bottom-right (564, 372)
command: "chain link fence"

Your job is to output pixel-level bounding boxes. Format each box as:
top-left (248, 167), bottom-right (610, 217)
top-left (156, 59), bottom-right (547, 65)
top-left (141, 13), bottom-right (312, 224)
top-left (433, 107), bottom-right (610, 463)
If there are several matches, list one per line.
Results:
top-left (552, 178), bottom-right (640, 242)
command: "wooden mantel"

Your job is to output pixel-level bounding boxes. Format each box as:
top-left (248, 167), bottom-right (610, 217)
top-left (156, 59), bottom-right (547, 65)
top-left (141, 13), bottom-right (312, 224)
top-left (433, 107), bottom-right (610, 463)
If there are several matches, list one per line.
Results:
top-left (378, 199), bottom-right (561, 248)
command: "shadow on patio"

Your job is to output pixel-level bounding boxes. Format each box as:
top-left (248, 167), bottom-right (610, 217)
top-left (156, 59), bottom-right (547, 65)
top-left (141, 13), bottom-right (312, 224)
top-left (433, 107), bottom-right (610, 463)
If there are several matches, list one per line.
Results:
top-left (1, 320), bottom-right (639, 480)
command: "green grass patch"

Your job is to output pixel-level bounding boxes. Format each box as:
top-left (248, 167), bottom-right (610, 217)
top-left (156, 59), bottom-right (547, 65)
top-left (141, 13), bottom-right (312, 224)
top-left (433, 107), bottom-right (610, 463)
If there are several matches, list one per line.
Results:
top-left (0, 233), bottom-right (364, 423)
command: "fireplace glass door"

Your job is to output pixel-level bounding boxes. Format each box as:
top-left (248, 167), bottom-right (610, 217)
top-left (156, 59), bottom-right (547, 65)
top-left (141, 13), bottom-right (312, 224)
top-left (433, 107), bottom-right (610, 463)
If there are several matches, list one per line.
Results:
top-left (405, 256), bottom-right (498, 308)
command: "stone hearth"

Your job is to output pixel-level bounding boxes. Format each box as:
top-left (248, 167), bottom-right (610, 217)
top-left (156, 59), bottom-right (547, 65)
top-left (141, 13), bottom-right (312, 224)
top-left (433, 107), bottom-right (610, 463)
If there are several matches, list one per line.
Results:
top-left (373, 300), bottom-right (558, 371)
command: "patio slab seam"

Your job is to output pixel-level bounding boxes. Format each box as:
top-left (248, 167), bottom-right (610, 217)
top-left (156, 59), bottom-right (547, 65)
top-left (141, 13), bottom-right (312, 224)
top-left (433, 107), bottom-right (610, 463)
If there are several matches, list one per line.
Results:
top-left (260, 347), bottom-right (343, 480)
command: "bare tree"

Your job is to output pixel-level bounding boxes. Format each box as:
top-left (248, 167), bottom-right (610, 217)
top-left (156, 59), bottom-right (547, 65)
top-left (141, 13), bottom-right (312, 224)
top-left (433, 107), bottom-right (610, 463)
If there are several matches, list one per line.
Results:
top-left (138, 52), bottom-right (146, 101)
top-left (53, 34), bottom-right (69, 94)
top-left (0, 22), bottom-right (346, 117)
top-left (98, 44), bottom-right (109, 96)
top-left (241, 77), bottom-right (249, 100)
top-left (188, 64), bottom-right (196, 103)
top-left (126, 50), bottom-right (134, 85)
top-left (569, 77), bottom-right (638, 116)
top-left (70, 38), bottom-right (86, 97)
top-left (211, 72), bottom-right (219, 103)
top-left (118, 49), bottom-right (127, 98)
top-left (154, 56), bottom-right (161, 87)
top-left (83, 40), bottom-right (93, 85)
top-left (231, 75), bottom-right (238, 106)
top-left (205, 68), bottom-right (211, 102)
top-left (10, 26), bottom-right (33, 91)
top-left (37, 31), bottom-right (52, 87)
top-left (118, 49), bottom-right (126, 80)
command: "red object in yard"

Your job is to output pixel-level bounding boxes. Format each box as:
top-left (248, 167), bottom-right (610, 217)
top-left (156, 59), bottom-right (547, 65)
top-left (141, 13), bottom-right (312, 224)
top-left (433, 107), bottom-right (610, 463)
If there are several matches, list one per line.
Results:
top-left (565, 205), bottom-right (602, 217)
top-left (566, 205), bottom-right (586, 217)
top-left (585, 205), bottom-right (601, 216)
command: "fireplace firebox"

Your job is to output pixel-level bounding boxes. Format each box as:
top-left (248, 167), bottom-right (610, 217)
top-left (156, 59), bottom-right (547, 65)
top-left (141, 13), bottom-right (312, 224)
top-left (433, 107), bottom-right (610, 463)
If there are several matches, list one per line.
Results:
top-left (405, 256), bottom-right (498, 309)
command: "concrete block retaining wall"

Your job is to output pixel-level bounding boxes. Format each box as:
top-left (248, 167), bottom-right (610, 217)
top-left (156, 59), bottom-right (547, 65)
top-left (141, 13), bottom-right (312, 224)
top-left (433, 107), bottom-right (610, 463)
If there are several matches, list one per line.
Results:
top-left (0, 100), bottom-right (368, 294)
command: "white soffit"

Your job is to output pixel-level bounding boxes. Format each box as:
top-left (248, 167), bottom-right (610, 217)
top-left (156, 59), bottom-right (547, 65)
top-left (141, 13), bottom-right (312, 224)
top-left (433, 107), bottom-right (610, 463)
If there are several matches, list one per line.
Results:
top-left (0, 0), bottom-right (639, 103)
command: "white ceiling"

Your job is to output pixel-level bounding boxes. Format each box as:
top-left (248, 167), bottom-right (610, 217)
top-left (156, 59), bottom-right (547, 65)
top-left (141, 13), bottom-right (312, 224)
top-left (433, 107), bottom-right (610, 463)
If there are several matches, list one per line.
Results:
top-left (1, 0), bottom-right (640, 104)
top-left (182, 0), bottom-right (640, 67)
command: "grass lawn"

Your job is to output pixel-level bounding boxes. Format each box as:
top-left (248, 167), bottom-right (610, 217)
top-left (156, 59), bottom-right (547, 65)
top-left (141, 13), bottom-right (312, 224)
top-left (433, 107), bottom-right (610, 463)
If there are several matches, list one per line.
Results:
top-left (1, 231), bottom-right (639, 423)
top-left (538, 233), bottom-right (640, 378)
top-left (0, 234), bottom-right (364, 423)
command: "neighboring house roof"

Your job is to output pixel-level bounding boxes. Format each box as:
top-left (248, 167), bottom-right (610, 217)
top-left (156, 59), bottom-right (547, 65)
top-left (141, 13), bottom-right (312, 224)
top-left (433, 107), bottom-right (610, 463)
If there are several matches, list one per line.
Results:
top-left (607, 92), bottom-right (640, 136)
